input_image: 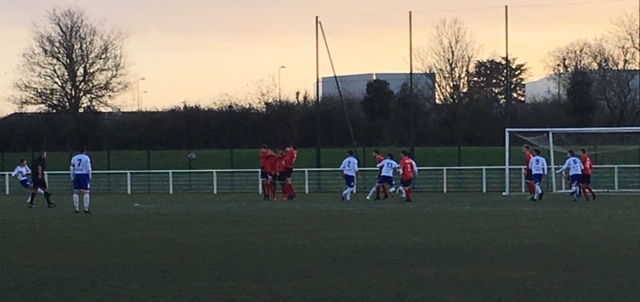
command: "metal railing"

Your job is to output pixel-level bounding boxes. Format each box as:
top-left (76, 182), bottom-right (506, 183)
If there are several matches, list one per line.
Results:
top-left (2, 165), bottom-right (639, 195)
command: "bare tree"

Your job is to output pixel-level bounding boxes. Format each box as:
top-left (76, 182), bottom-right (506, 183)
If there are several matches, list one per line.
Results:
top-left (12, 7), bottom-right (128, 113)
top-left (416, 18), bottom-right (480, 106)
top-left (248, 76), bottom-right (278, 104)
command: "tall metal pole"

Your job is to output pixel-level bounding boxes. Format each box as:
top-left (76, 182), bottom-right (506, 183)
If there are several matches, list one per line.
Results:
top-left (315, 16), bottom-right (321, 168)
top-left (409, 11), bottom-right (415, 156)
top-left (504, 5), bottom-right (511, 127)
top-left (278, 66), bottom-right (285, 101)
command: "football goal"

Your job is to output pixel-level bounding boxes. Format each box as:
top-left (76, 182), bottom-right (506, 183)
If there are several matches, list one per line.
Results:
top-left (504, 127), bottom-right (640, 195)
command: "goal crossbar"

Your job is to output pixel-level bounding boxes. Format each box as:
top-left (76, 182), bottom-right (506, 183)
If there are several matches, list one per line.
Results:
top-left (504, 127), bottom-right (640, 195)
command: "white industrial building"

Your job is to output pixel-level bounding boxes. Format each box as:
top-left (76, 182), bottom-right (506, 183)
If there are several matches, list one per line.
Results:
top-left (319, 73), bottom-right (435, 100)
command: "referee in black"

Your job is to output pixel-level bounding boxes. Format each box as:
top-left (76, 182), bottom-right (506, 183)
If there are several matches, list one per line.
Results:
top-left (29, 150), bottom-right (56, 208)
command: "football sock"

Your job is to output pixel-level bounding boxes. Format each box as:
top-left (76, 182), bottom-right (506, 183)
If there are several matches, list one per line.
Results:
top-left (44, 192), bottom-right (52, 204)
top-left (288, 183), bottom-right (295, 195)
top-left (29, 192), bottom-right (36, 204)
top-left (398, 187), bottom-right (406, 198)
top-left (382, 186), bottom-right (388, 196)
top-left (345, 188), bottom-right (352, 201)
top-left (587, 186), bottom-right (595, 197)
top-left (368, 187), bottom-right (377, 198)
top-left (73, 194), bottom-right (80, 210)
top-left (406, 188), bottom-right (412, 199)
top-left (527, 183), bottom-right (535, 195)
top-left (375, 186), bottom-right (380, 197)
top-left (535, 184), bottom-right (542, 196)
top-left (581, 186), bottom-right (588, 200)
top-left (83, 194), bottom-right (90, 210)
top-left (38, 188), bottom-right (45, 195)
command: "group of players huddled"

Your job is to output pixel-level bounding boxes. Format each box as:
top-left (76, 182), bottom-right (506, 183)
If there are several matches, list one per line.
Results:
top-left (259, 145), bottom-right (298, 201)
top-left (523, 144), bottom-right (596, 202)
top-left (339, 149), bottom-right (418, 203)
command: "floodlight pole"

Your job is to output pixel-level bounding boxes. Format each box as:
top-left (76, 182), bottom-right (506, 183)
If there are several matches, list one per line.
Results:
top-left (549, 132), bottom-right (556, 193)
top-left (409, 10), bottom-right (415, 156)
top-left (315, 16), bottom-right (321, 168)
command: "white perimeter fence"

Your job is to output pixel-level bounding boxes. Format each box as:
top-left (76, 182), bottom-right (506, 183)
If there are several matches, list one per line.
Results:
top-left (1, 166), bottom-right (639, 195)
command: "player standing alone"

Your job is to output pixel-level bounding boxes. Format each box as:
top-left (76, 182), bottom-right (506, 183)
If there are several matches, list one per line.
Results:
top-left (372, 150), bottom-right (387, 199)
top-left (523, 145), bottom-right (536, 200)
top-left (29, 151), bottom-right (55, 208)
top-left (528, 149), bottom-right (548, 201)
top-left (579, 148), bottom-right (596, 201)
top-left (339, 150), bottom-right (358, 203)
top-left (71, 147), bottom-right (92, 213)
top-left (556, 150), bottom-right (584, 202)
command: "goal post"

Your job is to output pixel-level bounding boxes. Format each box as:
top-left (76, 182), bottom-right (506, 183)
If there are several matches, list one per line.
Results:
top-left (504, 127), bottom-right (640, 195)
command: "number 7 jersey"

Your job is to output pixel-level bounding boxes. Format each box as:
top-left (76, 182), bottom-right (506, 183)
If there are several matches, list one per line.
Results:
top-left (71, 154), bottom-right (92, 175)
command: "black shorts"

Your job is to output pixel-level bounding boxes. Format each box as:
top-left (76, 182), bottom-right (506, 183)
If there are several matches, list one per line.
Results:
top-left (525, 170), bottom-right (533, 182)
top-left (580, 174), bottom-right (591, 185)
top-left (401, 179), bottom-right (413, 187)
top-left (277, 173), bottom-right (287, 182)
top-left (268, 173), bottom-right (277, 180)
top-left (32, 178), bottom-right (47, 189)
top-left (283, 168), bottom-right (293, 179)
top-left (260, 168), bottom-right (268, 180)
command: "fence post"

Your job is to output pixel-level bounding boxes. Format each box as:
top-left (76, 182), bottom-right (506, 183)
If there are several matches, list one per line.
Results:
top-left (258, 170), bottom-right (262, 195)
top-left (521, 168), bottom-right (525, 193)
top-left (213, 170), bottom-right (217, 194)
top-left (443, 168), bottom-right (447, 193)
top-left (305, 169), bottom-right (309, 194)
top-left (127, 172), bottom-right (131, 195)
top-left (169, 171), bottom-right (173, 194)
top-left (482, 167), bottom-right (487, 193)
top-left (614, 166), bottom-right (619, 191)
top-left (5, 173), bottom-right (9, 196)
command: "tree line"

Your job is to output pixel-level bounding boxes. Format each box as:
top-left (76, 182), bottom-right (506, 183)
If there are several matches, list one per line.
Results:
top-left (2, 7), bottom-right (638, 152)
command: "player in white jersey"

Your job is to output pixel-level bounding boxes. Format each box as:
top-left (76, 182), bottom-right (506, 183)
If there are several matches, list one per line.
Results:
top-left (528, 149), bottom-right (548, 201)
top-left (339, 150), bottom-right (359, 203)
top-left (11, 159), bottom-right (45, 203)
top-left (367, 153), bottom-right (399, 200)
top-left (556, 150), bottom-right (584, 201)
top-left (70, 147), bottom-right (92, 213)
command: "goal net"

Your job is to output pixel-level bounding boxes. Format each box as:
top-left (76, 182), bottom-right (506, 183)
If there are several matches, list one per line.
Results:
top-left (504, 127), bottom-right (640, 195)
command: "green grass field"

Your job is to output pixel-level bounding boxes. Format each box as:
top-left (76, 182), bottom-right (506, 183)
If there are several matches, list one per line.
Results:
top-left (2, 146), bottom-right (640, 172)
top-left (1, 193), bottom-right (639, 301)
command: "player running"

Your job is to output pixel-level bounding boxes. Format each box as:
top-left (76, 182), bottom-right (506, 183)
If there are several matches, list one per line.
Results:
top-left (259, 145), bottom-right (270, 200)
top-left (523, 145), bottom-right (536, 200)
top-left (372, 150), bottom-right (387, 199)
top-left (283, 146), bottom-right (297, 200)
top-left (71, 147), bottom-right (92, 213)
top-left (556, 150), bottom-right (584, 202)
top-left (11, 159), bottom-right (45, 203)
top-left (397, 151), bottom-right (418, 203)
top-left (528, 149), bottom-right (548, 201)
top-left (579, 148), bottom-right (596, 201)
top-left (28, 151), bottom-right (55, 208)
top-left (339, 150), bottom-right (359, 203)
top-left (367, 153), bottom-right (399, 201)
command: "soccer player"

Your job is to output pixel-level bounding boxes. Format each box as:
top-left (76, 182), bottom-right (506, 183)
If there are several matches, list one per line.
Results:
top-left (397, 151), bottom-right (418, 203)
top-left (579, 148), bottom-right (596, 201)
top-left (29, 151), bottom-right (55, 208)
top-left (528, 149), bottom-right (548, 201)
top-left (283, 145), bottom-right (297, 200)
top-left (339, 150), bottom-right (358, 203)
top-left (367, 153), bottom-right (399, 200)
top-left (11, 159), bottom-right (45, 202)
top-left (372, 150), bottom-right (386, 199)
top-left (265, 149), bottom-right (279, 200)
top-left (276, 148), bottom-right (289, 201)
top-left (523, 145), bottom-right (536, 200)
top-left (556, 150), bottom-right (584, 201)
top-left (259, 145), bottom-right (270, 200)
top-left (71, 147), bottom-right (92, 213)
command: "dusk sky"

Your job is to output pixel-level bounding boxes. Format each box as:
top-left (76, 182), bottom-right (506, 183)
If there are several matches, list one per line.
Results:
top-left (0, 0), bottom-right (636, 114)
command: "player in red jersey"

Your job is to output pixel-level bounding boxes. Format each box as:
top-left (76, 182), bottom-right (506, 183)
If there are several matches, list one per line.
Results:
top-left (523, 145), bottom-right (536, 200)
top-left (372, 150), bottom-right (387, 199)
top-left (397, 151), bottom-right (417, 203)
top-left (579, 148), bottom-right (596, 201)
top-left (265, 149), bottom-right (279, 200)
top-left (276, 149), bottom-right (288, 201)
top-left (282, 146), bottom-right (298, 200)
top-left (259, 145), bottom-right (270, 200)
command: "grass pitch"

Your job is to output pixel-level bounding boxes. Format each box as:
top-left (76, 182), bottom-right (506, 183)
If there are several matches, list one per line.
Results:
top-left (1, 193), bottom-right (639, 301)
